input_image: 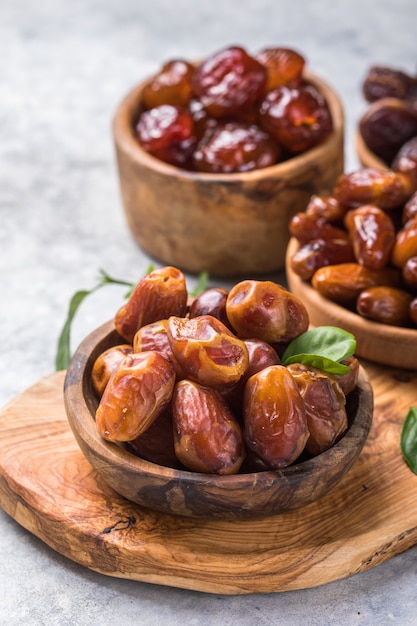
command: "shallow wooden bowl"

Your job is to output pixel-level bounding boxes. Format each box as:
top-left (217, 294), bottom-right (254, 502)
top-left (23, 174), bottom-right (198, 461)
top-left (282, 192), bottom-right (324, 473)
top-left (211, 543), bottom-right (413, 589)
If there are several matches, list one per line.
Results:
top-left (286, 238), bottom-right (417, 370)
top-left (64, 320), bottom-right (373, 520)
top-left (112, 70), bottom-right (344, 277)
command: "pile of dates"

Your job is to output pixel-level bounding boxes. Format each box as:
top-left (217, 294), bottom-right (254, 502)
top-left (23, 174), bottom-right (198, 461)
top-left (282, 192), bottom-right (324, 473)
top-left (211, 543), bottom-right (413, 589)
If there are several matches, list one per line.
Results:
top-left (359, 64), bottom-right (417, 166)
top-left (289, 165), bottom-right (417, 328)
top-left (134, 44), bottom-right (334, 172)
top-left (91, 266), bottom-right (359, 475)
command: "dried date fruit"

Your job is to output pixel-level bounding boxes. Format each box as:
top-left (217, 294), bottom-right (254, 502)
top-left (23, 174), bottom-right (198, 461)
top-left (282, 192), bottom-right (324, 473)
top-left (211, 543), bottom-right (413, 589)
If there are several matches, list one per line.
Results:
top-left (255, 46), bottom-right (305, 91)
top-left (403, 190), bottom-right (417, 224)
top-left (128, 408), bottom-right (179, 468)
top-left (191, 45), bottom-right (266, 118)
top-left (243, 365), bottom-right (309, 469)
top-left (331, 356), bottom-right (360, 396)
top-left (289, 212), bottom-right (350, 245)
top-left (359, 99), bottom-right (417, 165)
top-left (136, 104), bottom-right (196, 167)
top-left (226, 279), bottom-right (309, 344)
top-left (391, 215), bottom-right (417, 268)
top-left (115, 266), bottom-right (188, 343)
top-left (362, 66), bottom-right (414, 102)
top-left (259, 84), bottom-right (333, 153)
top-left (286, 363), bottom-right (347, 456)
top-left (312, 263), bottom-right (401, 304)
top-left (402, 256), bottom-right (417, 288)
top-left (133, 319), bottom-right (171, 355)
top-left (392, 136), bottom-right (417, 188)
top-left (166, 315), bottom-right (249, 387)
top-left (356, 286), bottom-right (413, 326)
top-left (290, 238), bottom-right (355, 281)
top-left (305, 194), bottom-right (348, 223)
top-left (344, 205), bottom-right (396, 269)
top-left (192, 122), bottom-right (280, 173)
top-left (141, 60), bottom-right (195, 109)
top-left (333, 167), bottom-right (415, 210)
top-left (188, 287), bottom-right (231, 328)
top-left (172, 379), bottom-right (245, 474)
top-left (95, 351), bottom-right (176, 442)
top-left (91, 344), bottom-right (133, 397)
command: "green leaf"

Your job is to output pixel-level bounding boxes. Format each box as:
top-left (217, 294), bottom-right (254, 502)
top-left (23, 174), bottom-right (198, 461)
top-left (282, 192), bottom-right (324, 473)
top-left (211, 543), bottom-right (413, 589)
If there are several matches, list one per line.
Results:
top-left (55, 288), bottom-right (97, 371)
top-left (281, 326), bottom-right (356, 367)
top-left (282, 353), bottom-right (350, 375)
top-left (190, 271), bottom-right (209, 297)
top-left (401, 407), bottom-right (417, 474)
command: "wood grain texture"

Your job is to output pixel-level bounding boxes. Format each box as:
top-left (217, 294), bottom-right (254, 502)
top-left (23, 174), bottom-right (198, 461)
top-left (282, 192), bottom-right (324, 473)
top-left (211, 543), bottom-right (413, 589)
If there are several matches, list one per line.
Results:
top-left (286, 238), bottom-right (417, 371)
top-left (113, 70), bottom-right (344, 276)
top-left (1, 365), bottom-right (416, 594)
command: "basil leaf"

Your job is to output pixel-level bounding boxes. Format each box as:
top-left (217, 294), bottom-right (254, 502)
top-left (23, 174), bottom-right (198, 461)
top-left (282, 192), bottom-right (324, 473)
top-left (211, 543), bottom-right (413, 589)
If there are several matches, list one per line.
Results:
top-left (281, 326), bottom-right (356, 365)
top-left (282, 353), bottom-right (350, 375)
top-left (401, 407), bottom-right (417, 475)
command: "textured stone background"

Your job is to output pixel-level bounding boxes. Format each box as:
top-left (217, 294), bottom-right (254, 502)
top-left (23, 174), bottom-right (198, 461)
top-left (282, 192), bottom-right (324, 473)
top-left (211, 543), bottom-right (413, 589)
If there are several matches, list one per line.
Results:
top-left (1, 1), bottom-right (417, 623)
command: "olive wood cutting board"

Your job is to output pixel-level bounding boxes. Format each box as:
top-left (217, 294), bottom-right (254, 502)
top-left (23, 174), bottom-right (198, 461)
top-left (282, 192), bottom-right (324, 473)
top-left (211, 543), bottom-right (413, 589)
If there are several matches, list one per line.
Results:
top-left (0, 363), bottom-right (416, 595)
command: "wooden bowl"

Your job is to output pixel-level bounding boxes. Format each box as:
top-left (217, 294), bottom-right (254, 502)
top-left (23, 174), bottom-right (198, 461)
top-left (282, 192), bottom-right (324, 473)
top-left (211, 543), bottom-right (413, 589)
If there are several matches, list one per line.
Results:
top-left (64, 320), bottom-right (373, 520)
top-left (286, 238), bottom-right (417, 370)
top-left (112, 70), bottom-right (344, 277)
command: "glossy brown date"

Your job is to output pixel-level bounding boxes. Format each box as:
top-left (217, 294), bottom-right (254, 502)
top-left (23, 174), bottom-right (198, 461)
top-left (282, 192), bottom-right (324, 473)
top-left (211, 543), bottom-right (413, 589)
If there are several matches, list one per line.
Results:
top-left (258, 84), bottom-right (333, 154)
top-left (192, 121), bottom-right (280, 173)
top-left (402, 256), bottom-right (417, 288)
top-left (166, 315), bottom-right (249, 387)
top-left (286, 363), bottom-right (348, 456)
top-left (255, 46), bottom-right (305, 91)
top-left (91, 344), bottom-right (133, 397)
top-left (403, 191), bottom-right (417, 224)
top-left (128, 408), bottom-right (179, 468)
top-left (226, 279), bottom-right (309, 344)
top-left (243, 365), bottom-right (309, 469)
top-left (359, 99), bottom-right (417, 164)
top-left (333, 167), bottom-right (415, 210)
top-left (115, 266), bottom-right (188, 343)
top-left (391, 215), bottom-right (417, 268)
top-left (362, 65), bottom-right (415, 102)
top-left (289, 212), bottom-right (350, 245)
top-left (305, 194), bottom-right (348, 223)
top-left (141, 60), bottom-right (194, 109)
top-left (344, 205), bottom-right (396, 269)
top-left (356, 285), bottom-right (413, 326)
top-left (290, 238), bottom-right (355, 281)
top-left (191, 45), bottom-right (266, 118)
top-left (312, 263), bottom-right (401, 304)
top-left (188, 287), bottom-right (231, 328)
top-left (172, 379), bottom-right (245, 474)
top-left (392, 136), bottom-right (417, 188)
top-left (410, 297), bottom-right (417, 326)
top-left (330, 356), bottom-right (360, 396)
top-left (95, 351), bottom-right (176, 442)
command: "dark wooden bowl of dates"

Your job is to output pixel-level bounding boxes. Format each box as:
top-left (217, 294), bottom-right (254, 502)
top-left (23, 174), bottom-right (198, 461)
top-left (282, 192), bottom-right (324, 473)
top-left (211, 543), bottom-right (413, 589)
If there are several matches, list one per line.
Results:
top-left (112, 45), bottom-right (344, 277)
top-left (286, 237), bottom-right (417, 370)
top-left (64, 317), bottom-right (373, 521)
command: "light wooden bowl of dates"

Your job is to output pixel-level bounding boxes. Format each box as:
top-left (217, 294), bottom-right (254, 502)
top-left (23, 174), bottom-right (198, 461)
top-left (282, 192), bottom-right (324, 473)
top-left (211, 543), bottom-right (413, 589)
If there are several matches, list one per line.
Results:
top-left (112, 46), bottom-right (344, 277)
top-left (286, 237), bottom-right (417, 370)
top-left (64, 320), bottom-right (373, 521)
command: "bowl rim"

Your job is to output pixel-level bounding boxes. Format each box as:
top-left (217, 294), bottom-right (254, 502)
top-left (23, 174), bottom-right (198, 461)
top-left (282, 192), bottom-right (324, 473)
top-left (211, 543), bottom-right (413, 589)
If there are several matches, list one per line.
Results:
top-left (64, 318), bottom-right (373, 492)
top-left (356, 129), bottom-right (390, 171)
top-left (112, 68), bottom-right (345, 183)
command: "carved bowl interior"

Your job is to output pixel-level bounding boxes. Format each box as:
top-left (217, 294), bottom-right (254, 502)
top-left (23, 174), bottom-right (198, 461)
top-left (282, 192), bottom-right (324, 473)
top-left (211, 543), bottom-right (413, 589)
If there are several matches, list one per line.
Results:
top-left (112, 69), bottom-right (344, 276)
top-left (64, 319), bottom-right (374, 520)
